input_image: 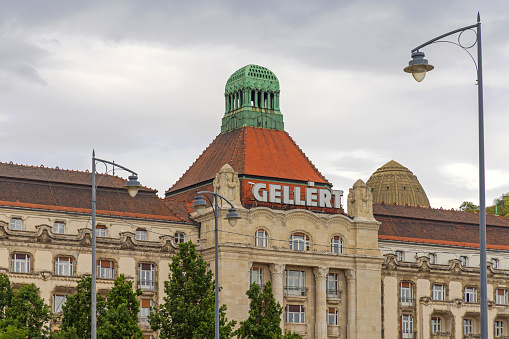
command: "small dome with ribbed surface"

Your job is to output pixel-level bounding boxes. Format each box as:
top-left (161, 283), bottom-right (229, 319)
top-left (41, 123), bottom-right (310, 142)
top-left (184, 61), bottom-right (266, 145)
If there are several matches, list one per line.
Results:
top-left (366, 160), bottom-right (430, 208)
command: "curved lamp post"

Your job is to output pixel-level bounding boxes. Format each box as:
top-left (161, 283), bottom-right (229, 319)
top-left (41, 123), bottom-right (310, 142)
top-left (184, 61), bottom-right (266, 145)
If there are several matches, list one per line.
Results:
top-left (192, 192), bottom-right (240, 339)
top-left (91, 150), bottom-right (140, 339)
top-left (404, 13), bottom-right (487, 339)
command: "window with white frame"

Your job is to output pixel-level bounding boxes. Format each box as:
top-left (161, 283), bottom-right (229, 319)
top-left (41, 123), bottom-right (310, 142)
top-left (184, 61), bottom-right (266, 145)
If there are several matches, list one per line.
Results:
top-left (174, 232), bottom-right (186, 244)
top-left (284, 270), bottom-right (305, 296)
top-left (331, 236), bottom-right (343, 254)
top-left (327, 273), bottom-right (339, 298)
top-left (327, 308), bottom-right (338, 325)
top-left (431, 317), bottom-right (442, 333)
top-left (463, 318), bottom-right (473, 334)
top-left (401, 314), bottom-right (414, 338)
top-left (395, 251), bottom-right (404, 261)
top-left (254, 229), bottom-right (268, 247)
top-left (459, 256), bottom-right (468, 266)
top-left (135, 228), bottom-right (147, 241)
top-left (491, 258), bottom-right (499, 269)
top-left (284, 305), bottom-right (305, 323)
top-left (96, 225), bottom-right (107, 237)
top-left (9, 218), bottom-right (23, 230)
top-left (53, 222), bottom-right (65, 234)
top-left (400, 282), bottom-right (413, 306)
top-left (249, 267), bottom-right (263, 286)
top-left (495, 320), bottom-right (504, 337)
top-left (55, 257), bottom-right (73, 276)
top-left (97, 260), bottom-right (115, 279)
top-left (496, 288), bottom-right (508, 305)
top-left (53, 294), bottom-right (66, 313)
top-left (138, 263), bottom-right (156, 290)
top-left (428, 253), bottom-right (437, 264)
top-left (289, 233), bottom-right (309, 251)
top-left (464, 286), bottom-right (477, 303)
top-left (12, 254), bottom-right (30, 273)
top-left (139, 299), bottom-right (154, 324)
top-left (432, 284), bottom-right (445, 301)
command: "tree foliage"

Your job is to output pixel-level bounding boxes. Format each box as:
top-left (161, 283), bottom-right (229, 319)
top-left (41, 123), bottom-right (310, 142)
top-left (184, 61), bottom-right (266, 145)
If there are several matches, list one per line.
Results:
top-left (459, 201), bottom-right (479, 213)
top-left (235, 281), bottom-right (302, 339)
top-left (0, 274), bottom-right (13, 319)
top-left (149, 241), bottom-right (236, 339)
top-left (486, 193), bottom-right (509, 218)
top-left (3, 283), bottom-right (51, 338)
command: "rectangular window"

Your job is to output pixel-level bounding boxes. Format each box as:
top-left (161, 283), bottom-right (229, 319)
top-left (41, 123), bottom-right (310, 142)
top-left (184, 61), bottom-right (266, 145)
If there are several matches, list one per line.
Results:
top-left (135, 228), bottom-right (147, 241)
top-left (138, 263), bottom-right (155, 290)
top-left (464, 286), bottom-right (477, 303)
top-left (96, 225), bottom-right (107, 237)
top-left (463, 319), bottom-right (473, 334)
top-left (432, 284), bottom-right (445, 301)
top-left (431, 317), bottom-right (441, 333)
top-left (327, 308), bottom-right (338, 325)
top-left (491, 258), bottom-right (499, 269)
top-left (53, 222), bottom-right (65, 234)
top-left (495, 320), bottom-right (504, 336)
top-left (97, 260), bottom-right (115, 279)
top-left (10, 218), bottom-right (23, 230)
top-left (255, 229), bottom-right (268, 247)
top-left (55, 257), bottom-right (73, 276)
top-left (12, 254), bottom-right (30, 273)
top-left (284, 270), bottom-right (305, 296)
top-left (401, 315), bottom-right (414, 338)
top-left (174, 232), bottom-right (186, 244)
top-left (459, 256), bottom-right (468, 266)
top-left (53, 294), bottom-right (66, 313)
top-left (496, 289), bottom-right (508, 305)
top-left (428, 253), bottom-right (437, 264)
top-left (327, 273), bottom-right (339, 298)
top-left (400, 282), bottom-right (413, 306)
top-left (139, 299), bottom-right (153, 324)
top-left (284, 305), bottom-right (305, 323)
top-left (396, 251), bottom-right (404, 261)
top-left (250, 267), bottom-right (263, 286)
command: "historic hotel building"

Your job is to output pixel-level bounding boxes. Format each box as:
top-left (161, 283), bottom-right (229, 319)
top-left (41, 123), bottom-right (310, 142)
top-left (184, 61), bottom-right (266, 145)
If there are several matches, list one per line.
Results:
top-left (1, 64), bottom-right (509, 339)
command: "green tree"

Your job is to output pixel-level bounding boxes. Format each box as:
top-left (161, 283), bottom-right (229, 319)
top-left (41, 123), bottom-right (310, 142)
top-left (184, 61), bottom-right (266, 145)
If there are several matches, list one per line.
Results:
top-left (0, 274), bottom-right (13, 319)
top-left (149, 241), bottom-right (236, 339)
top-left (0, 325), bottom-right (28, 339)
top-left (99, 274), bottom-right (143, 339)
top-left (235, 281), bottom-right (302, 339)
top-left (3, 283), bottom-right (51, 338)
top-left (57, 276), bottom-right (106, 339)
top-left (486, 193), bottom-right (509, 218)
top-left (459, 201), bottom-right (479, 212)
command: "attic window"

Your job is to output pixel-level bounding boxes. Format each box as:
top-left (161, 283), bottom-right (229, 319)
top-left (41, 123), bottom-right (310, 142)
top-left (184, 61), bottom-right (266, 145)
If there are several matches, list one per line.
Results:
top-left (387, 187), bottom-right (390, 190)
top-left (404, 187), bottom-right (406, 190)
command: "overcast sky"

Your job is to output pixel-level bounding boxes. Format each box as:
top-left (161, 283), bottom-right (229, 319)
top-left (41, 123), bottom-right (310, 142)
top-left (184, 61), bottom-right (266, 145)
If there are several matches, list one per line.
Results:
top-left (1, 1), bottom-right (508, 210)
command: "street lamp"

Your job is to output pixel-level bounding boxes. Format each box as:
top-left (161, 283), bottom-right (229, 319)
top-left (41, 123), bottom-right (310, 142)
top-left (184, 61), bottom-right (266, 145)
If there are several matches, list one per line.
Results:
top-left (91, 150), bottom-right (140, 339)
top-left (404, 13), bottom-right (487, 339)
top-left (192, 191), bottom-right (240, 339)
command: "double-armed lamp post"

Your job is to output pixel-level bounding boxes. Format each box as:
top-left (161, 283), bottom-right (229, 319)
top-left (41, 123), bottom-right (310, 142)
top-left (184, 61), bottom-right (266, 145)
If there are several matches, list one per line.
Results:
top-left (91, 150), bottom-right (141, 339)
top-left (193, 192), bottom-right (240, 339)
top-left (404, 13), bottom-right (487, 339)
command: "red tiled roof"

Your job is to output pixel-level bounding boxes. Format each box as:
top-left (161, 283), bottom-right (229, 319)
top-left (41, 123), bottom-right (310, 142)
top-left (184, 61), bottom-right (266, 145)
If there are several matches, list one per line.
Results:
top-left (374, 203), bottom-right (509, 248)
top-left (167, 127), bottom-right (330, 194)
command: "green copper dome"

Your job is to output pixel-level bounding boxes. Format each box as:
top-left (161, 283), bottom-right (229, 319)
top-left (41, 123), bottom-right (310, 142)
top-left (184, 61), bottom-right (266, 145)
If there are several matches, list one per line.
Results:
top-left (221, 64), bottom-right (284, 134)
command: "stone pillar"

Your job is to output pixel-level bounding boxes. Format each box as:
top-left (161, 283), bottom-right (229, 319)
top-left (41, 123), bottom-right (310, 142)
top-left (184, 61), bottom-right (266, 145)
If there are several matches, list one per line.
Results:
top-left (275, 92), bottom-right (280, 110)
top-left (345, 270), bottom-right (356, 338)
top-left (254, 90), bottom-right (259, 108)
top-left (314, 267), bottom-right (329, 339)
top-left (270, 263), bottom-right (285, 327)
top-left (261, 91), bottom-right (265, 109)
top-left (225, 94), bottom-right (229, 113)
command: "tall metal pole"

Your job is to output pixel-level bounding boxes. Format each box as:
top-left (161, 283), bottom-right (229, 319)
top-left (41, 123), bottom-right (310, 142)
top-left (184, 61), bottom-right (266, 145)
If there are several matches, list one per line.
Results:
top-left (476, 15), bottom-right (488, 339)
top-left (91, 151), bottom-right (97, 339)
top-left (214, 194), bottom-right (220, 339)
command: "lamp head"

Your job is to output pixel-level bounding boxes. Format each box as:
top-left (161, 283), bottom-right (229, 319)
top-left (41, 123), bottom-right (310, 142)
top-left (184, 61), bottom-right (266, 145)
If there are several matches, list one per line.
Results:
top-left (125, 175), bottom-right (141, 197)
top-left (404, 51), bottom-right (434, 82)
top-left (192, 195), bottom-right (207, 215)
top-left (225, 208), bottom-right (240, 227)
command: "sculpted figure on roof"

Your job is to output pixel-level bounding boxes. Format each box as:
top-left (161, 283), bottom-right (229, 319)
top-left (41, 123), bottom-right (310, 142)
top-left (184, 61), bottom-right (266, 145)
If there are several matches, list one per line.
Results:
top-left (213, 164), bottom-right (241, 206)
top-left (347, 179), bottom-right (374, 220)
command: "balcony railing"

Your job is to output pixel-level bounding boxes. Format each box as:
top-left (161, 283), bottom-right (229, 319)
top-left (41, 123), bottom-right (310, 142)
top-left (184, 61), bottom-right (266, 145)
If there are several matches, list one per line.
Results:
top-left (138, 280), bottom-right (157, 291)
top-left (399, 297), bottom-right (415, 307)
top-left (327, 289), bottom-right (340, 298)
top-left (400, 331), bottom-right (417, 339)
top-left (284, 286), bottom-right (307, 296)
top-left (431, 332), bottom-right (451, 339)
top-left (139, 316), bottom-right (150, 325)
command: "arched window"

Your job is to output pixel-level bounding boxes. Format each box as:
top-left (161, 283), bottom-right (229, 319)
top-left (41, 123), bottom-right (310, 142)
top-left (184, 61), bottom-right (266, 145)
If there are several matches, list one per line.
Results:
top-left (331, 236), bottom-right (343, 254)
top-left (255, 229), bottom-right (268, 247)
top-left (138, 263), bottom-right (156, 290)
top-left (55, 257), bottom-right (73, 276)
top-left (97, 260), bottom-right (115, 279)
top-left (12, 254), bottom-right (30, 273)
top-left (289, 233), bottom-right (310, 251)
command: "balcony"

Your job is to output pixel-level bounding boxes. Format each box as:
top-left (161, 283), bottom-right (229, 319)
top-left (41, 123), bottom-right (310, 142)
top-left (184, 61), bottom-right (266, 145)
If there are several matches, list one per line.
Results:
top-left (327, 325), bottom-right (340, 337)
top-left (284, 286), bottom-right (307, 296)
top-left (399, 297), bottom-right (415, 307)
top-left (138, 280), bottom-right (157, 292)
top-left (400, 331), bottom-right (417, 339)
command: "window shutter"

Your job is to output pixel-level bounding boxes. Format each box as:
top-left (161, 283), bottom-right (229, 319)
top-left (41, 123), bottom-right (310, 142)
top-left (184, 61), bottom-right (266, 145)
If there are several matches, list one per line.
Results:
top-left (141, 263), bottom-right (152, 270)
top-left (142, 299), bottom-right (151, 308)
top-left (100, 260), bottom-right (114, 268)
top-left (497, 289), bottom-right (506, 295)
